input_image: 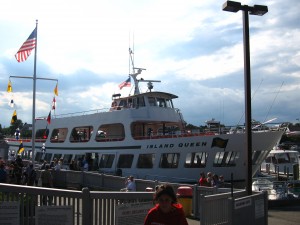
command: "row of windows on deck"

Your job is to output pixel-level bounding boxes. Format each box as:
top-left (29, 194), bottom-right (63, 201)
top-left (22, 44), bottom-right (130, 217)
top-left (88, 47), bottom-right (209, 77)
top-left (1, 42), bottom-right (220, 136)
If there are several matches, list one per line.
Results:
top-left (35, 123), bottom-right (179, 143)
top-left (33, 151), bottom-right (242, 169)
top-left (113, 97), bottom-right (174, 109)
top-left (35, 124), bottom-right (125, 143)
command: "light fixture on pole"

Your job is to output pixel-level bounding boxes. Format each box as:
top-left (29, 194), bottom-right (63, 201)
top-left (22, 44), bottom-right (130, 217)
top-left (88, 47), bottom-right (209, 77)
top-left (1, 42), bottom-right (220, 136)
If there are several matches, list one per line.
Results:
top-left (222, 1), bottom-right (268, 195)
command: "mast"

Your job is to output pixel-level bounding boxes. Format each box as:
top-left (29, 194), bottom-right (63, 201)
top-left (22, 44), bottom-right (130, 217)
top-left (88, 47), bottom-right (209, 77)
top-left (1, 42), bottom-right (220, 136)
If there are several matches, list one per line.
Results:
top-left (128, 48), bottom-right (160, 95)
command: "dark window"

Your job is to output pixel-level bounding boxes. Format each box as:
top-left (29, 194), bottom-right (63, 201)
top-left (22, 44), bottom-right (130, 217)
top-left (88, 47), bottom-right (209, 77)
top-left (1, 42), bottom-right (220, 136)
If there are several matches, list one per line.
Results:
top-left (159, 153), bottom-right (179, 168)
top-left (35, 129), bottom-right (49, 141)
top-left (99, 154), bottom-right (115, 168)
top-left (70, 126), bottom-right (93, 143)
top-left (137, 154), bottom-right (155, 168)
top-left (157, 98), bottom-right (166, 107)
top-left (53, 154), bottom-right (62, 161)
top-left (148, 97), bottom-right (156, 106)
top-left (44, 153), bottom-right (52, 163)
top-left (35, 152), bottom-right (42, 162)
top-left (63, 154), bottom-right (73, 165)
top-left (95, 123), bottom-right (125, 142)
top-left (213, 151), bottom-right (239, 167)
top-left (117, 154), bottom-right (134, 168)
top-left (184, 152), bottom-right (207, 168)
top-left (50, 128), bottom-right (68, 143)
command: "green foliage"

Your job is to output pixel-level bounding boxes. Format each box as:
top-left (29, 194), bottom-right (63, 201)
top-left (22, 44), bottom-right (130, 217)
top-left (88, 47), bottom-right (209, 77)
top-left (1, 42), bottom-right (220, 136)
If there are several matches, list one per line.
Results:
top-left (1, 119), bottom-right (25, 137)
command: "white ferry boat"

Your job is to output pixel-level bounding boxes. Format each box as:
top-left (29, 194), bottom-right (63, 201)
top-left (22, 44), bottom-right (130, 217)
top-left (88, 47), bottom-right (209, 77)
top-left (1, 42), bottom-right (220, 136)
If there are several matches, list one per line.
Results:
top-left (6, 51), bottom-right (284, 183)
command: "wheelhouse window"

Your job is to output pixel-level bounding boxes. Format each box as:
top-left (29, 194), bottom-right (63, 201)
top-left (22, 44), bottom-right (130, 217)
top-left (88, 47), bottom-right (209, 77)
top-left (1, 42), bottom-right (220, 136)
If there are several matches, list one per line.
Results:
top-left (213, 151), bottom-right (239, 167)
top-left (95, 123), bottom-right (125, 142)
top-left (165, 99), bottom-right (173, 108)
top-left (148, 97), bottom-right (156, 106)
top-left (273, 152), bottom-right (299, 164)
top-left (99, 154), bottom-right (115, 168)
top-left (50, 128), bottom-right (68, 143)
top-left (184, 152), bottom-right (207, 168)
top-left (157, 98), bottom-right (166, 107)
top-left (35, 128), bottom-right (49, 141)
top-left (137, 154), bottom-right (155, 168)
top-left (117, 154), bottom-right (134, 168)
top-left (70, 126), bottom-right (93, 143)
top-left (137, 96), bottom-right (145, 107)
top-left (131, 122), bottom-right (182, 139)
top-left (159, 153), bottom-right (180, 168)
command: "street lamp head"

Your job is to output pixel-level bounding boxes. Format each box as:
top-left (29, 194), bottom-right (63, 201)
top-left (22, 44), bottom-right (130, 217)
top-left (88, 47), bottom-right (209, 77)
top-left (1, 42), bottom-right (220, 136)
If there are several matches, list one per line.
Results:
top-left (222, 1), bottom-right (241, 12)
top-left (249, 5), bottom-right (268, 16)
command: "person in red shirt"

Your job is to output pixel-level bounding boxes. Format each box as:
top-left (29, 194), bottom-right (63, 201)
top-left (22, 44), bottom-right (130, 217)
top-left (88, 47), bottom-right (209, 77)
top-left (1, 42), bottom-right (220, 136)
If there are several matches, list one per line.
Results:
top-left (198, 172), bottom-right (208, 186)
top-left (144, 184), bottom-right (188, 225)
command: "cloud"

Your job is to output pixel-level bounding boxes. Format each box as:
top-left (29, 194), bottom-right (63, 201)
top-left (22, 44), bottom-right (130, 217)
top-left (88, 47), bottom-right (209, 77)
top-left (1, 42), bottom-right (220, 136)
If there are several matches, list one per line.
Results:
top-left (0, 0), bottom-right (299, 128)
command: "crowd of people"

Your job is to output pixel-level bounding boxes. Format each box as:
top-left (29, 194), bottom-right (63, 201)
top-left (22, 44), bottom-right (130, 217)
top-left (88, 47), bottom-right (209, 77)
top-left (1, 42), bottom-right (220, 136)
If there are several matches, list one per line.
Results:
top-left (1, 154), bottom-right (227, 224)
top-left (198, 171), bottom-right (225, 187)
top-left (0, 156), bottom-right (37, 186)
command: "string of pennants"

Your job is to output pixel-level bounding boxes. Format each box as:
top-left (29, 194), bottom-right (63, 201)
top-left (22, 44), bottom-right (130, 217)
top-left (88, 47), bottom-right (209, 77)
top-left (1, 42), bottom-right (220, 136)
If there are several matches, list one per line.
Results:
top-left (7, 80), bottom-right (59, 126)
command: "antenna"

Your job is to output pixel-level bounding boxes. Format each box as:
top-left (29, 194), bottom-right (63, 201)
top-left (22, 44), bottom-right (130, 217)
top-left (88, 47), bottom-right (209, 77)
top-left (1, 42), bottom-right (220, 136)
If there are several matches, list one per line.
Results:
top-left (127, 33), bottom-right (161, 95)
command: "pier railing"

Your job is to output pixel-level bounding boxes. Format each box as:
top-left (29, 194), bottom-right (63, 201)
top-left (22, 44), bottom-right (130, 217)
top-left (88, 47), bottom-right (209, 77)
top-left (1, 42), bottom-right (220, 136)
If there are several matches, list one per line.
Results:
top-left (0, 171), bottom-right (269, 225)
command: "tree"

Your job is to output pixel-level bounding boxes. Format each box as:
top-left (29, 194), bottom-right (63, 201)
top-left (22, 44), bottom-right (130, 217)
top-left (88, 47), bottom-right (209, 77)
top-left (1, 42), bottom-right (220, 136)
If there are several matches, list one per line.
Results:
top-left (1, 119), bottom-right (24, 137)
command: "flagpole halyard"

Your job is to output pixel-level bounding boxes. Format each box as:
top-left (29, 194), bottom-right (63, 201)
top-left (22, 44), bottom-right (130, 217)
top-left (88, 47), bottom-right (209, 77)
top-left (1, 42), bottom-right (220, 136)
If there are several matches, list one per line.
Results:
top-left (31, 19), bottom-right (38, 168)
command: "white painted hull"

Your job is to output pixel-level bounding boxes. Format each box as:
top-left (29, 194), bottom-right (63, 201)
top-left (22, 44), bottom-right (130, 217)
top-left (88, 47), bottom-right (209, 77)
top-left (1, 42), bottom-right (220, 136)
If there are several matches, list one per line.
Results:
top-left (7, 109), bottom-right (283, 183)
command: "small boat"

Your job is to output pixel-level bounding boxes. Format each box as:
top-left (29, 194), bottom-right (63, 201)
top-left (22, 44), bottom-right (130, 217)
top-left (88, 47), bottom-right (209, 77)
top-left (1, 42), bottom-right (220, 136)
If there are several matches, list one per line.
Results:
top-left (253, 178), bottom-right (300, 200)
top-left (260, 149), bottom-right (300, 177)
top-left (6, 50), bottom-right (284, 183)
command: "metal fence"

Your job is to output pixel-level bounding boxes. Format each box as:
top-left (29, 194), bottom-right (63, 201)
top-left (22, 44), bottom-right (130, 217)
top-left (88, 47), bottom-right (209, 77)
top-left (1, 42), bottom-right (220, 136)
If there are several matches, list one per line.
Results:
top-left (199, 190), bottom-right (268, 225)
top-left (0, 183), bottom-right (153, 225)
top-left (0, 170), bottom-right (268, 225)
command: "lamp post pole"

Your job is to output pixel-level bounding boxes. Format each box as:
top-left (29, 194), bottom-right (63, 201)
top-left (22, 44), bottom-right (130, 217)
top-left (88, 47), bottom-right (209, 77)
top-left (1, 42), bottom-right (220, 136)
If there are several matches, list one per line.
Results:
top-left (223, 1), bottom-right (268, 195)
top-left (242, 7), bottom-right (253, 195)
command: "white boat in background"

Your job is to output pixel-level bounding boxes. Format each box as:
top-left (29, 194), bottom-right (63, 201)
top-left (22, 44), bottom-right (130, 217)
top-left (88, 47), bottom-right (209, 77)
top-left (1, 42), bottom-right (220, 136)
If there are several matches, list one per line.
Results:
top-left (252, 179), bottom-right (300, 200)
top-left (6, 50), bottom-right (284, 183)
top-left (260, 149), bottom-right (300, 176)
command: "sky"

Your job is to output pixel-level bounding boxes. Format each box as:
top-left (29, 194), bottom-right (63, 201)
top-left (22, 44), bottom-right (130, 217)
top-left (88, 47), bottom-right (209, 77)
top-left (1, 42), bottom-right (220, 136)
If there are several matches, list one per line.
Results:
top-left (0, 0), bottom-right (299, 128)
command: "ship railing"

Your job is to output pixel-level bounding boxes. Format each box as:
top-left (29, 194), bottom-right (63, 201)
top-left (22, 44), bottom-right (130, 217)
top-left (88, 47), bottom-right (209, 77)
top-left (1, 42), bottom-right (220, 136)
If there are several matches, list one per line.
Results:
top-left (38, 108), bottom-right (110, 119)
top-left (5, 137), bottom-right (45, 143)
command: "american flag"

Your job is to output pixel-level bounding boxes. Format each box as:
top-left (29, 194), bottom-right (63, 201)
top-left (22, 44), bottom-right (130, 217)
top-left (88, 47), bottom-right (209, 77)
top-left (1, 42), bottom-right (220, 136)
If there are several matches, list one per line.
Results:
top-left (118, 77), bottom-right (131, 90)
top-left (15, 28), bottom-right (37, 62)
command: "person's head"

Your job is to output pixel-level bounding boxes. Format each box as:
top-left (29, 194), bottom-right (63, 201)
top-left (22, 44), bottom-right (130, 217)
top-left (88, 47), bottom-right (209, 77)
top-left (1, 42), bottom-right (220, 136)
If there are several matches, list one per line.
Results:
top-left (200, 172), bottom-right (205, 178)
top-left (154, 184), bottom-right (177, 213)
top-left (129, 176), bottom-right (134, 181)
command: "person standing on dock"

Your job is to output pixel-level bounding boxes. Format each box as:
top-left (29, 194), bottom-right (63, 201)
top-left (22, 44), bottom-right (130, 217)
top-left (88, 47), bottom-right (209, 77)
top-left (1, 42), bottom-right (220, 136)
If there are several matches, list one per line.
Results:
top-left (121, 175), bottom-right (136, 191)
top-left (144, 184), bottom-right (188, 225)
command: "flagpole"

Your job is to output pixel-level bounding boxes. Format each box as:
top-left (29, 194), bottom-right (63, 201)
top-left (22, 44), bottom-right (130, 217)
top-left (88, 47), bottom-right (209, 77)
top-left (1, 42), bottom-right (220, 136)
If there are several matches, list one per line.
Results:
top-left (31, 20), bottom-right (38, 167)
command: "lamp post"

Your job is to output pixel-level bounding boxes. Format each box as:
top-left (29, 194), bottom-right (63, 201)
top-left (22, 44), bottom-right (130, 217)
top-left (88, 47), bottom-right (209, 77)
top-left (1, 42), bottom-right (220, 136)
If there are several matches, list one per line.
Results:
top-left (222, 1), bottom-right (268, 195)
